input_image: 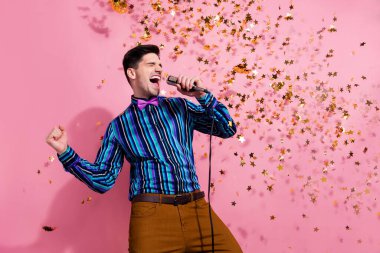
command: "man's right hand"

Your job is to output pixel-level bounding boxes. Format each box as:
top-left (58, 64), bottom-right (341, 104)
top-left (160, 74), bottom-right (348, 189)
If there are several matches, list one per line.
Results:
top-left (46, 125), bottom-right (68, 155)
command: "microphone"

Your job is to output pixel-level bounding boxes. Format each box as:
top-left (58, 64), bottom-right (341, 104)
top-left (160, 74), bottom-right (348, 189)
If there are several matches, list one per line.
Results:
top-left (166, 75), bottom-right (210, 93)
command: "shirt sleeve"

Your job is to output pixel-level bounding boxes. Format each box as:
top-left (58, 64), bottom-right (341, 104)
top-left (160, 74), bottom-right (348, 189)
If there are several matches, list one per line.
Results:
top-left (57, 122), bottom-right (124, 194)
top-left (185, 92), bottom-right (237, 138)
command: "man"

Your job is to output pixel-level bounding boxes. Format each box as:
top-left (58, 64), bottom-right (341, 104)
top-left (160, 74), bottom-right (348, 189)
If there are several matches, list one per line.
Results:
top-left (46, 44), bottom-right (242, 252)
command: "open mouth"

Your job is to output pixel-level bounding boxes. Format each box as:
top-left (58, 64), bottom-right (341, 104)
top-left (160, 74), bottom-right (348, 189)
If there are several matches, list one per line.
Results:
top-left (149, 75), bottom-right (161, 85)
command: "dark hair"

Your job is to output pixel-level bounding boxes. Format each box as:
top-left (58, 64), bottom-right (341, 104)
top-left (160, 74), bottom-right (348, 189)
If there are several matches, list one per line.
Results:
top-left (122, 44), bottom-right (160, 83)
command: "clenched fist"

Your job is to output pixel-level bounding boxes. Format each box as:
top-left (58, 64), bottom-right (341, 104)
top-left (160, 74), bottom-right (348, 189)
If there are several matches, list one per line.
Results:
top-left (46, 125), bottom-right (68, 155)
top-left (175, 75), bottom-right (207, 98)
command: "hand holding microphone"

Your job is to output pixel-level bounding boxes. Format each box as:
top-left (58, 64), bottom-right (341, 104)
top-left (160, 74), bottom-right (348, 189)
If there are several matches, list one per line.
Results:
top-left (166, 75), bottom-right (209, 98)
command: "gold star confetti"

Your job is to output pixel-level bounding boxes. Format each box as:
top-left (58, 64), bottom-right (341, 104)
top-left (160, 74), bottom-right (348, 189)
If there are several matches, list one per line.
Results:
top-left (82, 196), bottom-right (93, 204)
top-left (114, 0), bottom-right (380, 239)
top-left (237, 135), bottom-right (246, 143)
top-left (284, 13), bottom-right (293, 20)
top-left (328, 25), bottom-right (337, 32)
top-left (109, 0), bottom-right (129, 14)
top-left (42, 226), bottom-right (57, 232)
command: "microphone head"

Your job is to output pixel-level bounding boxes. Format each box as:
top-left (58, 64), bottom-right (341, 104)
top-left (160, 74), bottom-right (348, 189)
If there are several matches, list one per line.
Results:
top-left (166, 75), bottom-right (179, 86)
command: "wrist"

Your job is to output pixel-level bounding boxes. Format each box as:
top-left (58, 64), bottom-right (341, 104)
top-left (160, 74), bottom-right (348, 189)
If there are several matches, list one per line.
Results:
top-left (195, 92), bottom-right (207, 99)
top-left (57, 145), bottom-right (68, 156)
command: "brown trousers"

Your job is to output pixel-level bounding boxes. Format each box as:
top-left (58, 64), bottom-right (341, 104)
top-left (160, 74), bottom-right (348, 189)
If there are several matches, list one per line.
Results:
top-left (128, 194), bottom-right (243, 252)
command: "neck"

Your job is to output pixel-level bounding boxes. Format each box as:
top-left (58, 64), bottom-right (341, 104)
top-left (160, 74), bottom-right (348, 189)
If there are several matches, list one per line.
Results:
top-left (132, 94), bottom-right (157, 100)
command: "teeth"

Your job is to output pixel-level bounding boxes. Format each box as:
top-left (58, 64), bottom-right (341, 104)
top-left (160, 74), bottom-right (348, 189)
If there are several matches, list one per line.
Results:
top-left (150, 75), bottom-right (160, 84)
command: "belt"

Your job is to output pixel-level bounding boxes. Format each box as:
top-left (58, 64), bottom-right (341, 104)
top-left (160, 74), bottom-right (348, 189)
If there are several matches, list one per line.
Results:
top-left (132, 191), bottom-right (205, 206)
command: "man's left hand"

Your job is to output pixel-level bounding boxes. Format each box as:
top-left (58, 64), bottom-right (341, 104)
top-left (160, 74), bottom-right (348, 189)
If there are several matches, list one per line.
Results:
top-left (175, 75), bottom-right (207, 98)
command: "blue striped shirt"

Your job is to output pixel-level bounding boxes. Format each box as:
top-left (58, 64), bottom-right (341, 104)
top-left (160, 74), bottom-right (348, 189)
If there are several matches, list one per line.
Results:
top-left (57, 92), bottom-right (236, 200)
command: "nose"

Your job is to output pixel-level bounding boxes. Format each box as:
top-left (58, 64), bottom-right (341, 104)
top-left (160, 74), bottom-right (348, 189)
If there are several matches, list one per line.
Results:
top-left (155, 64), bottom-right (162, 72)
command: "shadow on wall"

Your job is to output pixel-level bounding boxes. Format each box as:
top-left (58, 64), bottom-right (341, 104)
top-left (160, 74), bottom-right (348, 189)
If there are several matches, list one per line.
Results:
top-left (1, 107), bottom-right (132, 253)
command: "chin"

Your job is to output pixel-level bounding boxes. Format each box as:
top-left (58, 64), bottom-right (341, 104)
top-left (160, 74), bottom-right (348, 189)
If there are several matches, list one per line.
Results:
top-left (152, 88), bottom-right (160, 96)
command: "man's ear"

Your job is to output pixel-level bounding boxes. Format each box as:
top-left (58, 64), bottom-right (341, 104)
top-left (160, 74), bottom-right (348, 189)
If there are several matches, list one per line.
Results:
top-left (127, 68), bottom-right (136, 80)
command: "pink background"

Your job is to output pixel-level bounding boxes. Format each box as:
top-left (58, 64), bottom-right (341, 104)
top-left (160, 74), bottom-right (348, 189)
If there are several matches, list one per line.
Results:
top-left (1, 0), bottom-right (379, 252)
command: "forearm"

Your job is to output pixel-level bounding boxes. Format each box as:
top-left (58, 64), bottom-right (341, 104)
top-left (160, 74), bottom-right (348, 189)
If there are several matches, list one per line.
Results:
top-left (189, 92), bottom-right (237, 138)
top-left (57, 123), bottom-right (124, 193)
top-left (57, 145), bottom-right (123, 193)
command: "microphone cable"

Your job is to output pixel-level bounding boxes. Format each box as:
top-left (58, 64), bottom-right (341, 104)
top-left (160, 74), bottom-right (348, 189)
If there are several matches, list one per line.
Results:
top-left (167, 75), bottom-right (215, 251)
top-left (208, 108), bottom-right (215, 253)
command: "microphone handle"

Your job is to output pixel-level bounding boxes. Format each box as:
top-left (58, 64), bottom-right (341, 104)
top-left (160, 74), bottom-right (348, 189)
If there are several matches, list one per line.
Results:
top-left (166, 76), bottom-right (210, 93)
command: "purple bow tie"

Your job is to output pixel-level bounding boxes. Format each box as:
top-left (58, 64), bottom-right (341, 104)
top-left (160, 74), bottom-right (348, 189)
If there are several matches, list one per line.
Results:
top-left (136, 97), bottom-right (159, 110)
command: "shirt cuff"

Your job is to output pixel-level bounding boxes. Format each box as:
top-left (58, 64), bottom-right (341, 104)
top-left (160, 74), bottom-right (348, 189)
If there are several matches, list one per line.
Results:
top-left (196, 92), bottom-right (217, 109)
top-left (57, 145), bottom-right (80, 169)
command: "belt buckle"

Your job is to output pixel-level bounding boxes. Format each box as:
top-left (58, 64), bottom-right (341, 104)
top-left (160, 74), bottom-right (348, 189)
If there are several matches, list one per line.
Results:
top-left (173, 194), bottom-right (183, 206)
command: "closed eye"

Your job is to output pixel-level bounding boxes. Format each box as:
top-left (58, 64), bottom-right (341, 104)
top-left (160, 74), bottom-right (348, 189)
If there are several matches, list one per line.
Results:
top-left (147, 62), bottom-right (162, 67)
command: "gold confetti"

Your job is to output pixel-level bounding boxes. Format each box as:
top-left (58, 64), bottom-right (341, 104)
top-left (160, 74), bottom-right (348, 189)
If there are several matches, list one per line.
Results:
top-left (119, 0), bottom-right (380, 233)
top-left (328, 25), bottom-right (337, 32)
top-left (284, 13), bottom-right (293, 20)
top-left (109, 0), bottom-right (129, 14)
top-left (42, 226), bottom-right (57, 232)
top-left (151, 0), bottom-right (162, 12)
top-left (237, 135), bottom-right (246, 143)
